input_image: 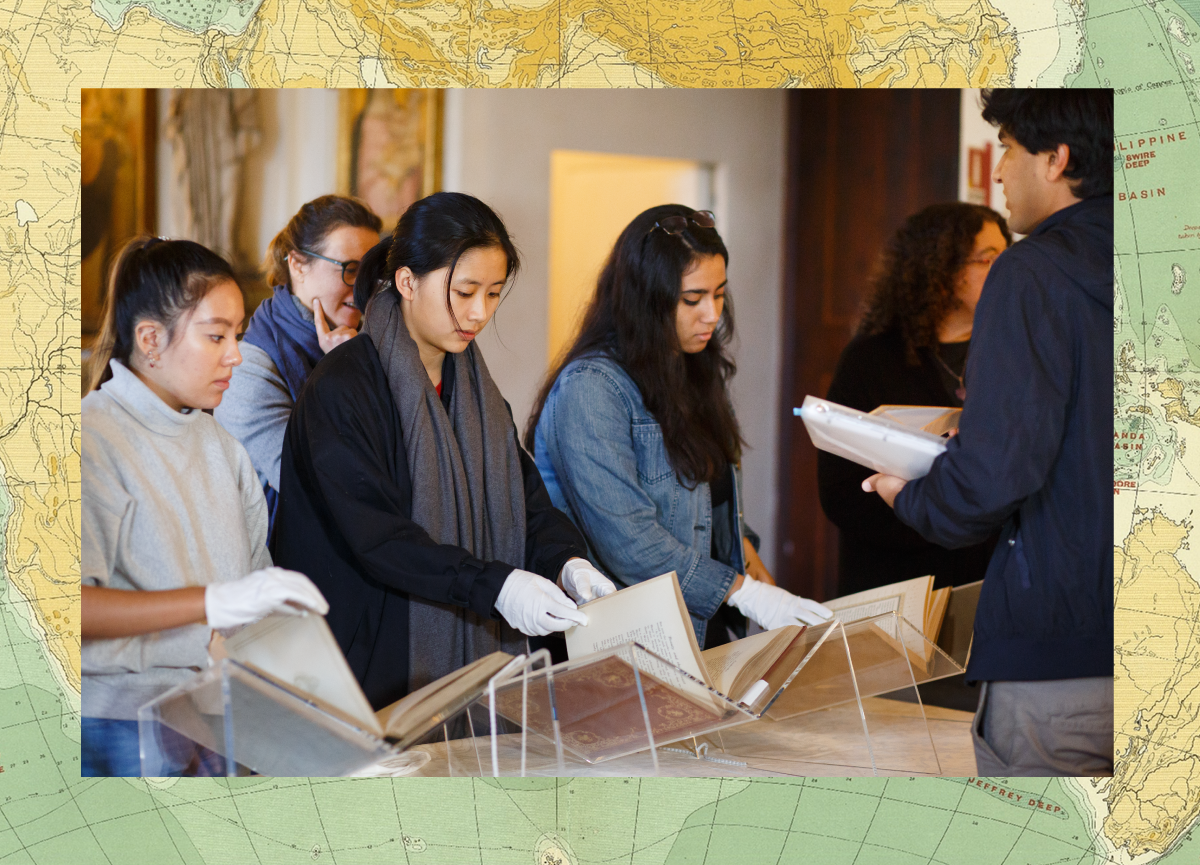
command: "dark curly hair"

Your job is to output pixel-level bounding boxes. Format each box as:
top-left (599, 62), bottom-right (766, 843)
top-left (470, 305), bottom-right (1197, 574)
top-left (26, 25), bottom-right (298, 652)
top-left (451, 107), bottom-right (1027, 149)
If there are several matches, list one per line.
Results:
top-left (858, 203), bottom-right (1012, 364)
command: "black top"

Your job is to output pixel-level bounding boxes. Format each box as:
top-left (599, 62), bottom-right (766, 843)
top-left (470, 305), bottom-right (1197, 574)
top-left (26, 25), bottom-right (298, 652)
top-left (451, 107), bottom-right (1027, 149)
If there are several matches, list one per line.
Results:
top-left (817, 328), bottom-right (996, 597)
top-left (272, 335), bottom-right (588, 708)
top-left (709, 462), bottom-right (733, 508)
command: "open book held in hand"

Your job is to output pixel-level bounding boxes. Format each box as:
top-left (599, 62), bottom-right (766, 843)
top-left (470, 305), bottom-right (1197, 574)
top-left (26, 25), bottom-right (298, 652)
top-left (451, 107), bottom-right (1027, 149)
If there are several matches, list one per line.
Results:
top-left (795, 395), bottom-right (959, 480)
top-left (563, 572), bottom-right (809, 711)
top-left (212, 612), bottom-right (520, 748)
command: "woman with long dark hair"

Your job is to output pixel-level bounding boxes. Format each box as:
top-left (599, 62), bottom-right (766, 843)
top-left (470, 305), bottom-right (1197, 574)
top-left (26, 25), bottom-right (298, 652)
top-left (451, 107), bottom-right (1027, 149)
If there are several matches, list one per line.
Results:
top-left (215, 195), bottom-right (382, 536)
top-left (272, 192), bottom-right (614, 709)
top-left (82, 237), bottom-right (328, 776)
top-left (818, 202), bottom-right (1012, 597)
top-left (526, 204), bottom-right (830, 647)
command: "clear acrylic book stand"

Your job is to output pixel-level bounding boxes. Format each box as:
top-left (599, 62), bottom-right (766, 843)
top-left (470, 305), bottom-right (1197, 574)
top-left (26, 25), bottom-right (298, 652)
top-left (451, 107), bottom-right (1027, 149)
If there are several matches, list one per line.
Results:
top-left (709, 611), bottom-right (966, 775)
top-left (485, 641), bottom-right (759, 774)
top-left (136, 650), bottom-right (558, 777)
top-left (475, 611), bottom-right (964, 776)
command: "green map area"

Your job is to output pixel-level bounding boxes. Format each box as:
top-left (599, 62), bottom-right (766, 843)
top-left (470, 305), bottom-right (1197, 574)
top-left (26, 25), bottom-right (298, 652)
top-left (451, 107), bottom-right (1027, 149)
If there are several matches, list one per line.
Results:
top-left (2, 0), bottom-right (1200, 860)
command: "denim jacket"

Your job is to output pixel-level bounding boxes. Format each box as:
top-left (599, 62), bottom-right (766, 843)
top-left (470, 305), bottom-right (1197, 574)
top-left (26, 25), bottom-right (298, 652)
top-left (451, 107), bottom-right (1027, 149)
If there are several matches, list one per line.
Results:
top-left (533, 353), bottom-right (755, 645)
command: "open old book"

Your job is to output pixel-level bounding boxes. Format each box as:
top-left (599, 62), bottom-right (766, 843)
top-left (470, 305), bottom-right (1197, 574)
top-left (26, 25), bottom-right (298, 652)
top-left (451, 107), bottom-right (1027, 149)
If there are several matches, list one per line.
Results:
top-left (564, 572), bottom-right (810, 710)
top-left (212, 613), bottom-right (521, 748)
top-left (819, 575), bottom-right (953, 676)
top-left (795, 396), bottom-right (958, 479)
top-left (822, 574), bottom-right (950, 644)
top-left (869, 404), bottom-right (961, 437)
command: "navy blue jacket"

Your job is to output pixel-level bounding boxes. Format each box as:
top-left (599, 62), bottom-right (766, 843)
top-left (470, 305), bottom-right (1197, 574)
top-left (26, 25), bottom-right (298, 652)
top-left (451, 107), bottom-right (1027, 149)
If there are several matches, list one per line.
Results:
top-left (895, 195), bottom-right (1113, 683)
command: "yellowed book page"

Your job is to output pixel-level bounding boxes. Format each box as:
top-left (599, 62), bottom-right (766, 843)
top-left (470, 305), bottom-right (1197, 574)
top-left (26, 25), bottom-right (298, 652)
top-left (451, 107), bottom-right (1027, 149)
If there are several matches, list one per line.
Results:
top-left (701, 629), bottom-right (779, 697)
top-left (378, 652), bottom-right (515, 743)
top-left (701, 625), bottom-right (803, 704)
top-left (823, 575), bottom-right (933, 635)
top-left (870, 405), bottom-right (961, 436)
top-left (565, 572), bottom-right (713, 702)
top-left (223, 612), bottom-right (382, 737)
top-left (925, 587), bottom-right (951, 645)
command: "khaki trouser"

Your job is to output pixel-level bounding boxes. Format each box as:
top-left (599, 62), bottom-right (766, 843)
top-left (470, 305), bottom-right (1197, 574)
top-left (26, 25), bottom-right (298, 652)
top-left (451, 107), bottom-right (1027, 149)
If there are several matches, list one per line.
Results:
top-left (972, 677), bottom-right (1113, 776)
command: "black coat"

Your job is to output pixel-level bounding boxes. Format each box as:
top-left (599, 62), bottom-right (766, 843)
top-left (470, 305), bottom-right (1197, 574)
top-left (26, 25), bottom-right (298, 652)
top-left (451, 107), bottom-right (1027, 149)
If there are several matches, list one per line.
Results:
top-left (272, 335), bottom-right (588, 708)
top-left (895, 195), bottom-right (1114, 683)
top-left (818, 329), bottom-right (995, 597)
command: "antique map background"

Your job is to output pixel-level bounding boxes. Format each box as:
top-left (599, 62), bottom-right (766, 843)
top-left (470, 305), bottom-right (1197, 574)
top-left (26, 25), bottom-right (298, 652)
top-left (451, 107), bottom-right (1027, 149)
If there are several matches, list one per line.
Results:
top-left (1, 0), bottom-right (1196, 861)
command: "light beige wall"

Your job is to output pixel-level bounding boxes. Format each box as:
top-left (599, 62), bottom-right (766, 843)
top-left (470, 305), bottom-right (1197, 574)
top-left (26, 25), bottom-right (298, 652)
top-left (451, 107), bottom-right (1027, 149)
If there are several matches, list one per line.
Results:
top-left (548, 150), bottom-right (712, 367)
top-left (156, 89), bottom-right (341, 290)
top-left (155, 88), bottom-right (788, 568)
top-left (445, 89), bottom-right (787, 568)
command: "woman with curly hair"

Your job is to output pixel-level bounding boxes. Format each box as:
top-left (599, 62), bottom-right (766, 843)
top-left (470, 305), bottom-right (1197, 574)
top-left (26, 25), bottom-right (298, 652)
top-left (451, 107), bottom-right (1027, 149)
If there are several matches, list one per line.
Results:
top-left (818, 202), bottom-right (1011, 597)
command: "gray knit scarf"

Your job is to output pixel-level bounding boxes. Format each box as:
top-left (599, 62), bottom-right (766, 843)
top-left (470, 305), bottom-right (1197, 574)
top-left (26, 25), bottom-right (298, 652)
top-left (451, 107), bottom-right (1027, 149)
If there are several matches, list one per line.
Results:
top-left (361, 287), bottom-right (526, 692)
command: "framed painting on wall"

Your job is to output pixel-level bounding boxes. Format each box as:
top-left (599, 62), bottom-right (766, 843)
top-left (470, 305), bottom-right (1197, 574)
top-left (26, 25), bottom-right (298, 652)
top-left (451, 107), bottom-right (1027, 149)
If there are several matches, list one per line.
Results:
top-left (337, 90), bottom-right (442, 233)
top-left (81, 89), bottom-right (156, 343)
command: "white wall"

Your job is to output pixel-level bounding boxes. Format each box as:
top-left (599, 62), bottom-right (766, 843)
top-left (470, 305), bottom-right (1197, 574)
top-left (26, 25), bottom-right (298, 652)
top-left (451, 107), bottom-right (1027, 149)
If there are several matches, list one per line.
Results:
top-left (958, 89), bottom-right (1007, 219)
top-left (443, 89), bottom-right (788, 568)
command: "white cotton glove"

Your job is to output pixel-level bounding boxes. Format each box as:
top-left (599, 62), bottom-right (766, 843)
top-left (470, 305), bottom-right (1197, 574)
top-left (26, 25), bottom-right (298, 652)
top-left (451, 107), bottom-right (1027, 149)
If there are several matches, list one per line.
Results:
top-left (727, 576), bottom-right (833, 631)
top-left (204, 567), bottom-right (329, 629)
top-left (495, 569), bottom-right (589, 636)
top-left (559, 558), bottom-right (617, 604)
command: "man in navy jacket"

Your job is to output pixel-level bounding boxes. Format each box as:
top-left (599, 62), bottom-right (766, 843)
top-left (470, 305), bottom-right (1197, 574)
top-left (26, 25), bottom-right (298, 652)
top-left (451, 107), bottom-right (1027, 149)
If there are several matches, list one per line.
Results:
top-left (864, 89), bottom-right (1113, 775)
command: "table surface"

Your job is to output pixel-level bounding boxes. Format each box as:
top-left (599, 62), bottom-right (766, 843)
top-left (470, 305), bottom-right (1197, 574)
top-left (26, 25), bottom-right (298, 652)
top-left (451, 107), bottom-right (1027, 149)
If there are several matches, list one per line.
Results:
top-left (399, 696), bottom-right (977, 778)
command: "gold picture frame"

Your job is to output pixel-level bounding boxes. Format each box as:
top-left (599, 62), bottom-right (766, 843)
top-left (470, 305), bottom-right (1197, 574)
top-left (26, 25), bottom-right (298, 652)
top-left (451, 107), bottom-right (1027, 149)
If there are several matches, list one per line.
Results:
top-left (81, 89), bottom-right (156, 341)
top-left (337, 90), bottom-right (443, 232)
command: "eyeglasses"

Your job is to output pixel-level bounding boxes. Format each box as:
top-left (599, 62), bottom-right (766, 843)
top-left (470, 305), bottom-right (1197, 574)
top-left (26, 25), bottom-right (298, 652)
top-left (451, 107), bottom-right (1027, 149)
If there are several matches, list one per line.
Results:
top-left (648, 210), bottom-right (717, 237)
top-left (299, 248), bottom-right (361, 287)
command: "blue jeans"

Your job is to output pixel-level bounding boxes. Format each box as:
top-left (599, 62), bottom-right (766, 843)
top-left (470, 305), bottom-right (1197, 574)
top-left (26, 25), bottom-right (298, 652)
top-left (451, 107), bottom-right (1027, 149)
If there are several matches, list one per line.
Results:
top-left (81, 717), bottom-right (226, 776)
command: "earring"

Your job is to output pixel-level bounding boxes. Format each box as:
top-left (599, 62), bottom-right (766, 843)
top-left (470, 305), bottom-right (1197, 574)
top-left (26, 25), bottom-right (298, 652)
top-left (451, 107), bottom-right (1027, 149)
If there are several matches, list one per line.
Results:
top-left (147, 351), bottom-right (160, 369)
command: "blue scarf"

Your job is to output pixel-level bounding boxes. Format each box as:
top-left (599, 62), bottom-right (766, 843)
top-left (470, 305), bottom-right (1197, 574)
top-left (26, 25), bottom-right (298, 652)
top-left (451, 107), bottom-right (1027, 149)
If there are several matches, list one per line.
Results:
top-left (241, 285), bottom-right (323, 403)
top-left (241, 286), bottom-right (324, 539)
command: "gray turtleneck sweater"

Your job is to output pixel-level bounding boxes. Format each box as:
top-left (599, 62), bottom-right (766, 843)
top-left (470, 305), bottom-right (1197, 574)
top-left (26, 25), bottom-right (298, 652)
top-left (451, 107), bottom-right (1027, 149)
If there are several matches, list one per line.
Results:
top-left (82, 359), bottom-right (271, 720)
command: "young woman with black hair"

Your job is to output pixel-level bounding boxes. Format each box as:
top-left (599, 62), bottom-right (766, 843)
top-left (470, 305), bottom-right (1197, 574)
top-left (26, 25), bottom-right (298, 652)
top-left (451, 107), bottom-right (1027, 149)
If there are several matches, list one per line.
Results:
top-left (82, 237), bottom-right (328, 776)
top-left (272, 191), bottom-right (613, 710)
top-left (215, 195), bottom-right (382, 536)
top-left (526, 204), bottom-right (831, 648)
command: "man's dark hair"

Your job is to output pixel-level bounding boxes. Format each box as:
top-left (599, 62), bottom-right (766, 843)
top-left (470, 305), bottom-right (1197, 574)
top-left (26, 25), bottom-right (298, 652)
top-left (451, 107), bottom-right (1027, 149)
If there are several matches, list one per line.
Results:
top-left (981, 89), bottom-right (1113, 199)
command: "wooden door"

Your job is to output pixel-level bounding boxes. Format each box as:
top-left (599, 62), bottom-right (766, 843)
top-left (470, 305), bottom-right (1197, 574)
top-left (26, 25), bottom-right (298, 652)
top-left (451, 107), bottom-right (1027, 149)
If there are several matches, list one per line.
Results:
top-left (775, 90), bottom-right (961, 601)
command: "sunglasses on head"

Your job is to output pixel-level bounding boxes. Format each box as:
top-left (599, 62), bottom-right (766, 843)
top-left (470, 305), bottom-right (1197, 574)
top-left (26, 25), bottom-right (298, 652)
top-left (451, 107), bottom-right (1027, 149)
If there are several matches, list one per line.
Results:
top-left (648, 210), bottom-right (717, 237)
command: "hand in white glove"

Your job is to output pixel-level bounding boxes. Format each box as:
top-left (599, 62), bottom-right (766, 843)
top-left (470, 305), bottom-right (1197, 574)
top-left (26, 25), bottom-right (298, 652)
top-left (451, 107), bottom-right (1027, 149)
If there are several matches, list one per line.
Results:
top-left (204, 567), bottom-right (329, 629)
top-left (559, 558), bottom-right (617, 604)
top-left (727, 576), bottom-right (832, 631)
top-left (495, 569), bottom-right (589, 636)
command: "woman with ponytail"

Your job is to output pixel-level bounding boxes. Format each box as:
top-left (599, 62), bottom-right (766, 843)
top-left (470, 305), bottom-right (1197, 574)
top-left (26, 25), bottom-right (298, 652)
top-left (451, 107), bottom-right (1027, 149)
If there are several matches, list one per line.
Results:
top-left (215, 195), bottom-right (382, 535)
top-left (272, 192), bottom-right (613, 709)
top-left (82, 236), bottom-right (327, 776)
top-left (526, 205), bottom-right (831, 648)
